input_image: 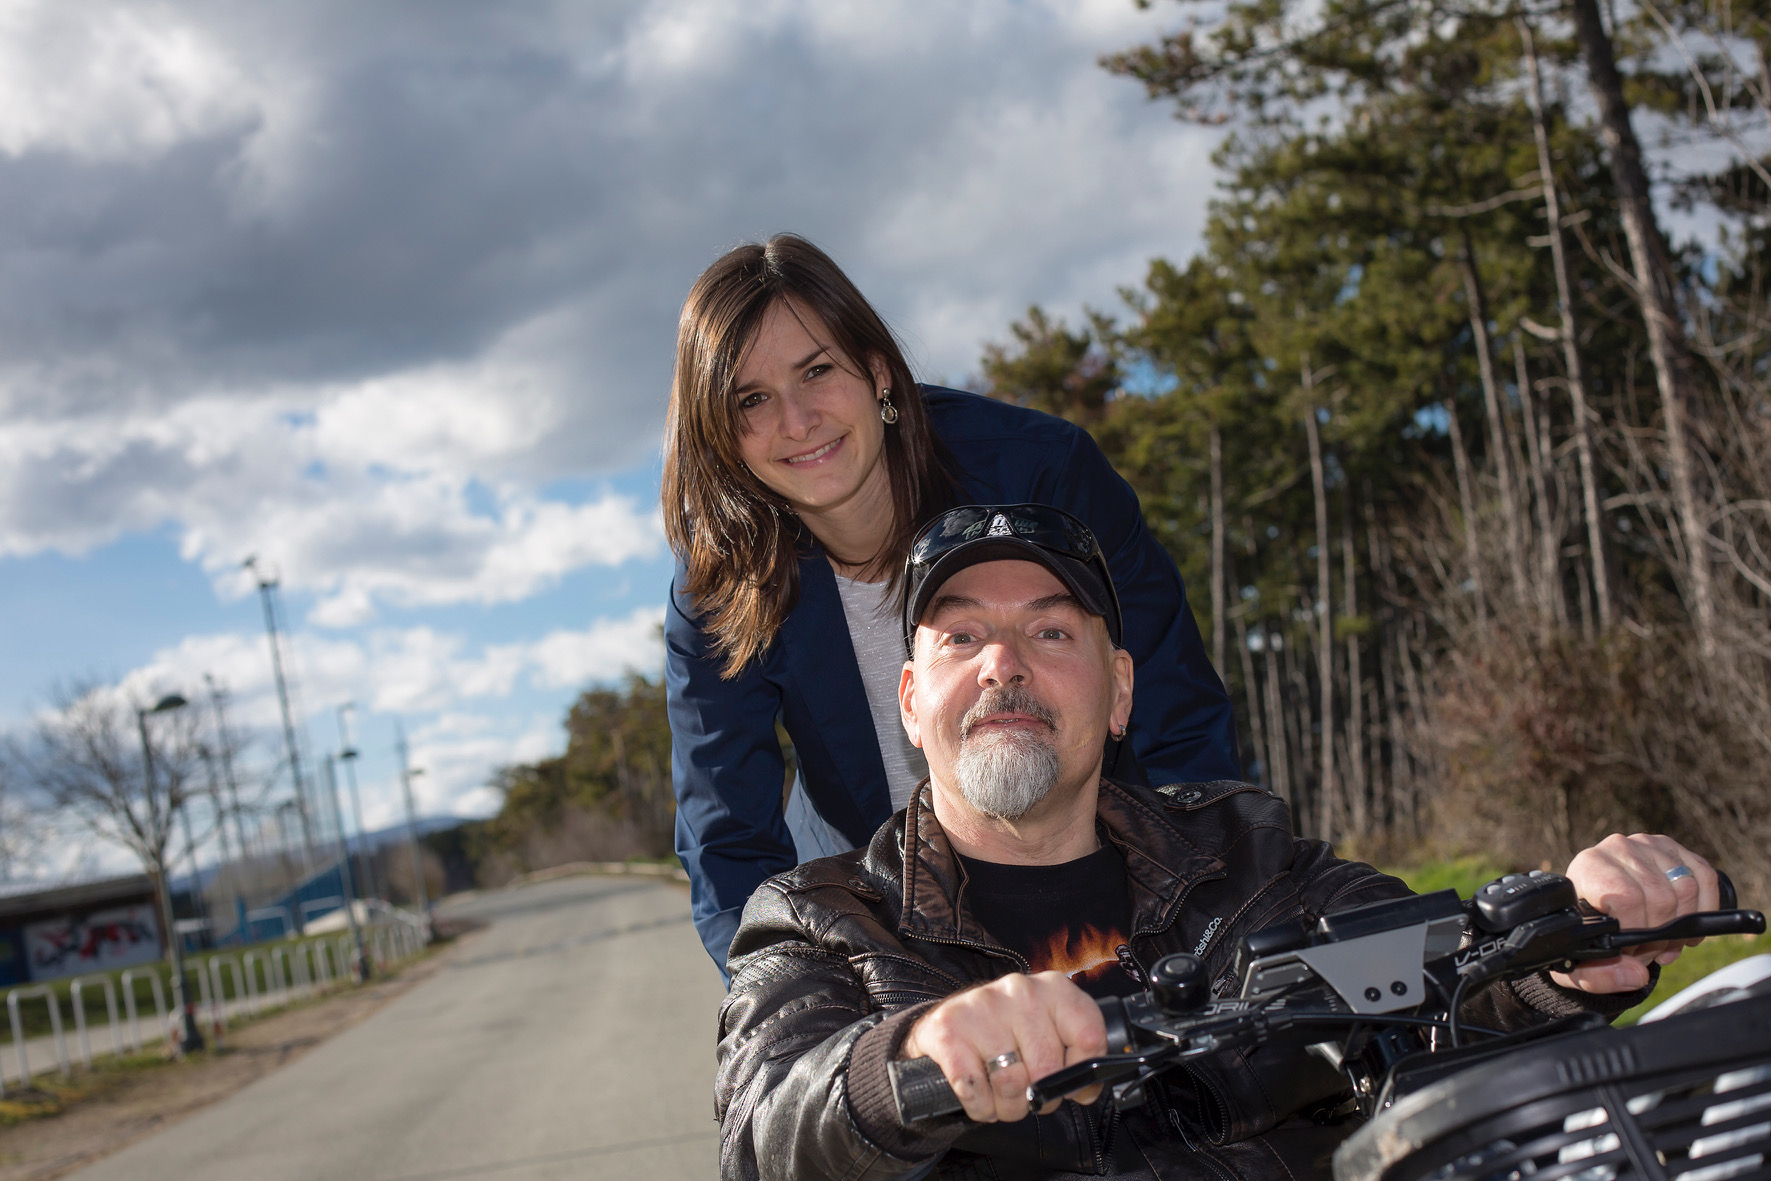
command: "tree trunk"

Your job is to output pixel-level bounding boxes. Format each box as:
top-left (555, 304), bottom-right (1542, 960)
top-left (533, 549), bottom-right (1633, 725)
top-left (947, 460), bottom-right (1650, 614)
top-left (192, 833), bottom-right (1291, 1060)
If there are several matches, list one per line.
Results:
top-left (1460, 233), bottom-right (1529, 611)
top-left (1234, 612), bottom-right (1269, 787)
top-left (1210, 426), bottom-right (1227, 676)
top-left (1341, 484), bottom-right (1368, 837)
top-left (1445, 398), bottom-right (1488, 629)
top-left (1522, 17), bottom-right (1613, 631)
top-left (1514, 338), bottom-right (1562, 635)
top-left (1283, 618), bottom-right (1317, 833)
top-left (1263, 629), bottom-right (1292, 803)
top-left (1302, 386), bottom-right (1337, 841)
top-left (1569, 0), bottom-right (1714, 651)
top-left (1397, 612), bottom-right (1433, 838)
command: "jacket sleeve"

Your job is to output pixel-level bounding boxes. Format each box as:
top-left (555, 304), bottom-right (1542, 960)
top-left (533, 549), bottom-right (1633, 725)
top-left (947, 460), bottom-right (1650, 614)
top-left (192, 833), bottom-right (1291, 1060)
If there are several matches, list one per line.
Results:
top-left (717, 886), bottom-right (966, 1181)
top-left (1049, 425), bottom-right (1240, 784)
top-left (666, 571), bottom-right (797, 973)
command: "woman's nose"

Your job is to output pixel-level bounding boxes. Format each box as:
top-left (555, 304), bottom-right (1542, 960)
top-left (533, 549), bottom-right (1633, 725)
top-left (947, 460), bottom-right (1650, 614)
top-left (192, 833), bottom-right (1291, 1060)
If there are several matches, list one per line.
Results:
top-left (777, 389), bottom-right (819, 439)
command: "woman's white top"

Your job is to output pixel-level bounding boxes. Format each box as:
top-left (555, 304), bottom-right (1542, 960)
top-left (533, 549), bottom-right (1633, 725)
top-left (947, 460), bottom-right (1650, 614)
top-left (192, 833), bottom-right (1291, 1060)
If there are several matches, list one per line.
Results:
top-left (783, 573), bottom-right (930, 862)
top-left (832, 572), bottom-right (929, 811)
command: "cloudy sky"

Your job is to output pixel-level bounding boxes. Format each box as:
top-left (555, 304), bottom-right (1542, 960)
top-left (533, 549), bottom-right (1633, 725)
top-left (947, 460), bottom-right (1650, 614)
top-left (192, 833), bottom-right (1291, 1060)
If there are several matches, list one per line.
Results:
top-left (0, 0), bottom-right (1226, 876)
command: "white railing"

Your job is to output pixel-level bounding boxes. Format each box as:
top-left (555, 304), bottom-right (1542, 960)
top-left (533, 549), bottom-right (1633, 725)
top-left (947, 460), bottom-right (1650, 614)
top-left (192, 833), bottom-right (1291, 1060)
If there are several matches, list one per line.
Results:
top-left (69, 975), bottom-right (122, 1068)
top-left (3, 912), bottom-right (430, 1086)
top-left (6, 985), bottom-right (70, 1088)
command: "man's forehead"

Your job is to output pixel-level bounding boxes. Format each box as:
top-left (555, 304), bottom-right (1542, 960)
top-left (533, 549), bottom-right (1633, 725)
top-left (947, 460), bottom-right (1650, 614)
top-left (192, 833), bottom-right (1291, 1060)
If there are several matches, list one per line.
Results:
top-left (923, 558), bottom-right (1069, 609)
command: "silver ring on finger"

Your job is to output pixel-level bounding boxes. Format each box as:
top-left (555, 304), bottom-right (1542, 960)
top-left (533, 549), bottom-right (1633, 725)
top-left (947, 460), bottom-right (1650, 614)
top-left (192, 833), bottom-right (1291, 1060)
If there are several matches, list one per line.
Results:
top-left (1665, 865), bottom-right (1695, 884)
top-left (986, 1051), bottom-right (1019, 1074)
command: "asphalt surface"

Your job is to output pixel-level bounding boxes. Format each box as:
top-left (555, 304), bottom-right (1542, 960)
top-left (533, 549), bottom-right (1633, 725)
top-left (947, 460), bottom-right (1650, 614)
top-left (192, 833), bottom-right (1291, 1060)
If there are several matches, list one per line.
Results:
top-left (66, 875), bottom-right (726, 1181)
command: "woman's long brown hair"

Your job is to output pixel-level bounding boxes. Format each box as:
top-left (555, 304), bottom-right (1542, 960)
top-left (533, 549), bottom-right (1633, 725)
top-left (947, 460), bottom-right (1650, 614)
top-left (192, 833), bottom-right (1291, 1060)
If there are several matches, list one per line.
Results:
top-left (662, 234), bottom-right (956, 678)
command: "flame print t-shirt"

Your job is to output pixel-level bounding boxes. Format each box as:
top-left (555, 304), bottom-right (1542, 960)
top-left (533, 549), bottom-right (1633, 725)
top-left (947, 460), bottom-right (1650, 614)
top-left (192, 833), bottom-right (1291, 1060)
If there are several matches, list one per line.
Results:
top-left (957, 843), bottom-right (1143, 999)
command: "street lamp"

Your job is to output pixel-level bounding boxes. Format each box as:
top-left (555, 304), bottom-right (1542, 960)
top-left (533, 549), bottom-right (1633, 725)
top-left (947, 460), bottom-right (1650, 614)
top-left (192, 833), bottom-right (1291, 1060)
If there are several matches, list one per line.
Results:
top-left (138, 693), bottom-right (204, 1054)
top-left (322, 754), bottom-right (372, 981)
top-left (396, 721), bottom-right (432, 939)
top-left (336, 703), bottom-right (381, 904)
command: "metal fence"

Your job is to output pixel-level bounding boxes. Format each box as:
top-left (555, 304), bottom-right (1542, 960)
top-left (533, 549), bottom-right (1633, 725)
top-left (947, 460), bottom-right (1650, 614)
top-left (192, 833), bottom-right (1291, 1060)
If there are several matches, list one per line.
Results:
top-left (1, 910), bottom-right (429, 1094)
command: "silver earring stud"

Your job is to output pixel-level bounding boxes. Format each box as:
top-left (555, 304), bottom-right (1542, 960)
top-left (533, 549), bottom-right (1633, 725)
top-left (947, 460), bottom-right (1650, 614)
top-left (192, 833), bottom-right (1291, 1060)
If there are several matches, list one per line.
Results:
top-left (878, 388), bottom-right (899, 425)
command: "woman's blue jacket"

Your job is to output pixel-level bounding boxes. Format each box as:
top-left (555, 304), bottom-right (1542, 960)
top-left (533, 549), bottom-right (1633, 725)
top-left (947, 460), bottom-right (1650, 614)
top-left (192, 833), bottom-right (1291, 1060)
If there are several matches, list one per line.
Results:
top-left (666, 387), bottom-right (1238, 970)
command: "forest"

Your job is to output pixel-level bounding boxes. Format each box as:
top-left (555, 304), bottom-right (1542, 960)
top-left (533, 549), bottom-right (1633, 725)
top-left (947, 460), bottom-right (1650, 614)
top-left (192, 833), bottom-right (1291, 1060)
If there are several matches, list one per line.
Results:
top-left (476, 0), bottom-right (1771, 899)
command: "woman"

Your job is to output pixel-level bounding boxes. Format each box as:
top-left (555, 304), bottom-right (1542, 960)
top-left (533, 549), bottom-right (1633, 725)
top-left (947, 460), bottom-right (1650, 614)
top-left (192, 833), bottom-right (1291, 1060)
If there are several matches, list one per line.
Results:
top-left (663, 234), bottom-right (1236, 973)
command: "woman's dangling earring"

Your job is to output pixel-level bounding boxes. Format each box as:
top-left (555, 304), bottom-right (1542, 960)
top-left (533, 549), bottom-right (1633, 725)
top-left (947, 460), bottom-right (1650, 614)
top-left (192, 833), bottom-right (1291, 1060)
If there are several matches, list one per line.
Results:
top-left (878, 388), bottom-right (899, 425)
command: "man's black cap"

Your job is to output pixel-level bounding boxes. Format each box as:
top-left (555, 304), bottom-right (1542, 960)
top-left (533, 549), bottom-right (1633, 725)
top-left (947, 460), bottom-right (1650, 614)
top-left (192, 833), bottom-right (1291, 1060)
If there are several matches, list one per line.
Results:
top-left (902, 504), bottom-right (1123, 655)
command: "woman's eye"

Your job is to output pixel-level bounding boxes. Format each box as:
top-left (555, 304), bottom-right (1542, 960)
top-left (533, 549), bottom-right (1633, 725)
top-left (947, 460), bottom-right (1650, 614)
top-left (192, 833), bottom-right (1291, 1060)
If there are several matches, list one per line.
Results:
top-left (739, 390), bottom-right (767, 410)
top-left (804, 363), bottom-right (832, 381)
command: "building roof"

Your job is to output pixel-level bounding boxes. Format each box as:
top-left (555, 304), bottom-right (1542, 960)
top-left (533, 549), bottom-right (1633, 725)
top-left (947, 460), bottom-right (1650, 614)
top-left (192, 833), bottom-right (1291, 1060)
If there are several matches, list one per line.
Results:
top-left (0, 873), bottom-right (155, 922)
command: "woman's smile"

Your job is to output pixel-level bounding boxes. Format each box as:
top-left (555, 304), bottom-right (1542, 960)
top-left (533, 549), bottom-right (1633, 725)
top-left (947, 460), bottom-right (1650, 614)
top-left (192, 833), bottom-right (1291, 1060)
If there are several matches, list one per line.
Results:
top-left (782, 435), bottom-right (845, 466)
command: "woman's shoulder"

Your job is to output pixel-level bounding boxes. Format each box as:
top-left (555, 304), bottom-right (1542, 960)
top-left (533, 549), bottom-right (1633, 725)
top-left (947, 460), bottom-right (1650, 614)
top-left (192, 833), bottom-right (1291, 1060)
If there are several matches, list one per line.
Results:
top-left (919, 384), bottom-right (1086, 451)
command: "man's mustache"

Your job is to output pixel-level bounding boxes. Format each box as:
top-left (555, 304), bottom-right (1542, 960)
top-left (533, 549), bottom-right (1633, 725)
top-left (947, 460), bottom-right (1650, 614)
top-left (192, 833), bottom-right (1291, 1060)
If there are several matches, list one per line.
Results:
top-left (960, 685), bottom-right (1058, 739)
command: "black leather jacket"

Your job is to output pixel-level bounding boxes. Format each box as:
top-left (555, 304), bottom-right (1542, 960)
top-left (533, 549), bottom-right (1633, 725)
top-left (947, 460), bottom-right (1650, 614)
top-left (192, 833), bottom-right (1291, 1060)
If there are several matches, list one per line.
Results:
top-left (716, 779), bottom-right (1636, 1180)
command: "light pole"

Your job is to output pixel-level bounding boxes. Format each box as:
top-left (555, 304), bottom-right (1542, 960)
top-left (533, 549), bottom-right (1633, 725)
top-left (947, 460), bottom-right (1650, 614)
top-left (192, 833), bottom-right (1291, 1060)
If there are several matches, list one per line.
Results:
top-left (138, 693), bottom-right (204, 1054)
top-left (243, 556), bottom-right (316, 878)
top-left (395, 721), bottom-right (432, 939)
top-left (335, 704), bottom-right (381, 904)
top-left (322, 754), bottom-right (371, 981)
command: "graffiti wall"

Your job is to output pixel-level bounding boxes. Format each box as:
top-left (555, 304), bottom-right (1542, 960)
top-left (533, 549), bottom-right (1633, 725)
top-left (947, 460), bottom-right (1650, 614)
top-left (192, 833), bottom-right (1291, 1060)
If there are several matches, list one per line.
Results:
top-left (24, 903), bottom-right (161, 981)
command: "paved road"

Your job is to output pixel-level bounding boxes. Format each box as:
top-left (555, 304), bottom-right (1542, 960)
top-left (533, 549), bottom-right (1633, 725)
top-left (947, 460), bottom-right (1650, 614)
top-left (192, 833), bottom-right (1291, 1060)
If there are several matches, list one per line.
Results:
top-left (68, 875), bottom-right (726, 1181)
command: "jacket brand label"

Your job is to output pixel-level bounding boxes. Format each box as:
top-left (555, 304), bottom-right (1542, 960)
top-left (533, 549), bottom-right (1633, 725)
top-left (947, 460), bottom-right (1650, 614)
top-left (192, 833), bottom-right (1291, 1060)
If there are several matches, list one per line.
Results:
top-left (1194, 916), bottom-right (1223, 956)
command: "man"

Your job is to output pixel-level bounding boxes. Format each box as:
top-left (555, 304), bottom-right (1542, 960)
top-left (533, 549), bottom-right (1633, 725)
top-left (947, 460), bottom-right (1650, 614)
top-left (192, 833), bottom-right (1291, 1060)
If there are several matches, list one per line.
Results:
top-left (715, 505), bottom-right (1720, 1180)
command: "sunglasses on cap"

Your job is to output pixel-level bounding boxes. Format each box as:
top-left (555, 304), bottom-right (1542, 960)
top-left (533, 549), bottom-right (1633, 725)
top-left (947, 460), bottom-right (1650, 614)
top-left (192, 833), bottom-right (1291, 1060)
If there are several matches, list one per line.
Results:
top-left (902, 503), bottom-right (1123, 653)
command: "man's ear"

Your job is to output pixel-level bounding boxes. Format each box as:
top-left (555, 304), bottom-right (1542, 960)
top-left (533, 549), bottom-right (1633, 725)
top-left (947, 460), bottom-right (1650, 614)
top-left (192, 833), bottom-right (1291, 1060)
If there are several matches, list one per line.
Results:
top-left (899, 659), bottom-right (923, 749)
top-left (1109, 647), bottom-right (1134, 738)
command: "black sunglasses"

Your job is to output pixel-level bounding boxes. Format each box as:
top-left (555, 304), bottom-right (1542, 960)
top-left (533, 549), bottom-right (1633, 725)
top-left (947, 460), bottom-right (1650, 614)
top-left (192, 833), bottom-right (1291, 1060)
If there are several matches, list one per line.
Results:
top-left (907, 503), bottom-right (1104, 569)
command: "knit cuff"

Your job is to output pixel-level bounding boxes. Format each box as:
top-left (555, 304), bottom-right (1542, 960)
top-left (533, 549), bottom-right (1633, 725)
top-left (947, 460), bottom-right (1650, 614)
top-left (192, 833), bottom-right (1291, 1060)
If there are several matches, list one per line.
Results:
top-left (845, 1001), bottom-right (963, 1162)
top-left (1510, 963), bottom-right (1659, 1020)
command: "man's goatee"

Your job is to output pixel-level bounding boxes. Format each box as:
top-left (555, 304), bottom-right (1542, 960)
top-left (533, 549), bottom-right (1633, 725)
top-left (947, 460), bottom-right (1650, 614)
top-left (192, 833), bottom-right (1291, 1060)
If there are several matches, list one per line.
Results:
top-left (953, 686), bottom-right (1061, 820)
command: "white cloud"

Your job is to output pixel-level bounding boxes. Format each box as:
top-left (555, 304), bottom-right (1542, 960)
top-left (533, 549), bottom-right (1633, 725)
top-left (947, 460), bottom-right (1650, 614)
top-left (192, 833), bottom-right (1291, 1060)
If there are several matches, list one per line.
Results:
top-left (28, 605), bottom-right (667, 841)
top-left (0, 1), bottom-right (265, 161)
top-left (103, 606), bottom-right (665, 730)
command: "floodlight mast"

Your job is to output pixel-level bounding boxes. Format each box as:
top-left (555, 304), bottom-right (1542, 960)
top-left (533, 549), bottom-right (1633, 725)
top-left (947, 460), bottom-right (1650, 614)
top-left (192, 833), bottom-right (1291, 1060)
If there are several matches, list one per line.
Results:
top-left (243, 556), bottom-right (317, 891)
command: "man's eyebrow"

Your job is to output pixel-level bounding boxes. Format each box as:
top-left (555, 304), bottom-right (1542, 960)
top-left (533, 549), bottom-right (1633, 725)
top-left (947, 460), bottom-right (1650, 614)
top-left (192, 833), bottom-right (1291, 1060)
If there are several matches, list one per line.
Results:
top-left (926, 591), bottom-right (1083, 623)
top-left (1028, 592), bottom-right (1083, 613)
top-left (926, 593), bottom-right (982, 621)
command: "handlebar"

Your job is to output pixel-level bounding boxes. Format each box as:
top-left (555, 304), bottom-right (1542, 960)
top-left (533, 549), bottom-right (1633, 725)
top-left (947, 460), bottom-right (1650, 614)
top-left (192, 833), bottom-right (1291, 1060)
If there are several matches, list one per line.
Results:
top-left (890, 870), bottom-right (1763, 1125)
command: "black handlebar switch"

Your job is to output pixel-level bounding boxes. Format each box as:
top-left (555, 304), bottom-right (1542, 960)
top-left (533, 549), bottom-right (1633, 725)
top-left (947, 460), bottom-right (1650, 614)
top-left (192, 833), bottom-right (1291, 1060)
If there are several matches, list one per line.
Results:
top-left (1472, 871), bottom-right (1578, 933)
top-left (1150, 954), bottom-right (1210, 1015)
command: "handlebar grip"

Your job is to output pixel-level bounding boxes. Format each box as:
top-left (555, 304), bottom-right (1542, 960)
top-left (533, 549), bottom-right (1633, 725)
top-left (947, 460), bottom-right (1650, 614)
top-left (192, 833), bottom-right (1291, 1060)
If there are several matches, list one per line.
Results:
top-left (890, 1056), bottom-right (964, 1123)
top-left (1719, 871), bottom-right (1738, 911)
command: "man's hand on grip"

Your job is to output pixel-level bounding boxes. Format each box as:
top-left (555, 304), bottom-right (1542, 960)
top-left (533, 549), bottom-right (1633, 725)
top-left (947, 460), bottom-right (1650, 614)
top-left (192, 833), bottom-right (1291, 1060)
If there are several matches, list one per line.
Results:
top-left (899, 971), bottom-right (1107, 1123)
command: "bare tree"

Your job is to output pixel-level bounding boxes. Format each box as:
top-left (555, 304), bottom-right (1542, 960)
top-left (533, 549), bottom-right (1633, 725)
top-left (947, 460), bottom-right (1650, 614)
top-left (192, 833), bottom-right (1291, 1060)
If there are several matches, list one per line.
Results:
top-left (15, 682), bottom-right (210, 1052)
top-left (0, 758), bottom-right (41, 880)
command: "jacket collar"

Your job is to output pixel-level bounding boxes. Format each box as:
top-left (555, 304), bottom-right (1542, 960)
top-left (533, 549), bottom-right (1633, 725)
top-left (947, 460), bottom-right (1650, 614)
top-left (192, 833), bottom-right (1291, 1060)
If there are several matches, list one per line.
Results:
top-left (897, 777), bottom-right (1227, 954)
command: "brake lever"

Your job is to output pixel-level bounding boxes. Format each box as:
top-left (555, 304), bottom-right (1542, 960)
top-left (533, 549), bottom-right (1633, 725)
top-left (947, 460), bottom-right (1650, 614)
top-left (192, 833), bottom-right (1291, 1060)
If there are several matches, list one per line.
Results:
top-left (1589, 908), bottom-right (1766, 954)
top-left (1025, 1044), bottom-right (1180, 1107)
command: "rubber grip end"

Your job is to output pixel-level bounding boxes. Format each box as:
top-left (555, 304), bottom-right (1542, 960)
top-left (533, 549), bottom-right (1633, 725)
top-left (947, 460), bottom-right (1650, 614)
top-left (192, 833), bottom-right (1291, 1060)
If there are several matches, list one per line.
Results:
top-left (890, 1056), bottom-right (963, 1123)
